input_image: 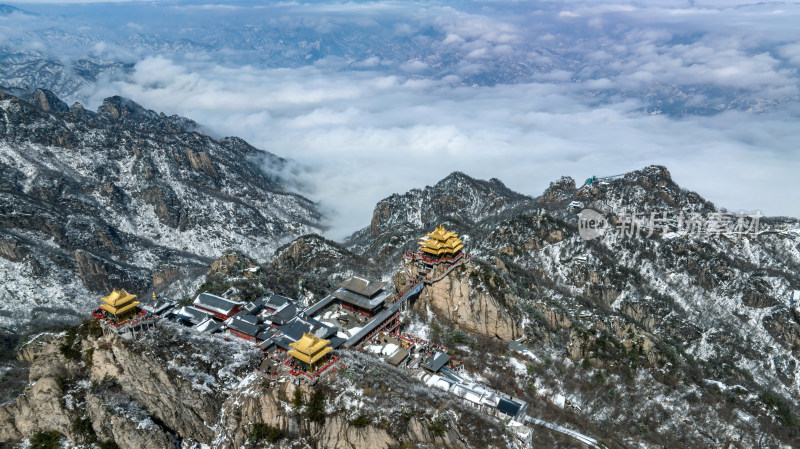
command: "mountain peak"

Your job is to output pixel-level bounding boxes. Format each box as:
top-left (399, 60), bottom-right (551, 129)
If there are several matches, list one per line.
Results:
top-left (95, 95), bottom-right (197, 132)
top-left (97, 95), bottom-right (157, 121)
top-left (572, 164), bottom-right (714, 213)
top-left (625, 164), bottom-right (673, 186)
top-left (438, 170), bottom-right (473, 183)
top-left (25, 88), bottom-right (70, 114)
top-left (541, 176), bottom-right (577, 203)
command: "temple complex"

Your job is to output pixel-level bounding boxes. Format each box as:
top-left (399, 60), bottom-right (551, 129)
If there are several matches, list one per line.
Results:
top-left (417, 225), bottom-right (464, 259)
top-left (287, 332), bottom-right (333, 374)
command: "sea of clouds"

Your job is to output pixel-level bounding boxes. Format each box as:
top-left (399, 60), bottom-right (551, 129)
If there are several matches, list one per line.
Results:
top-left (4, 0), bottom-right (800, 239)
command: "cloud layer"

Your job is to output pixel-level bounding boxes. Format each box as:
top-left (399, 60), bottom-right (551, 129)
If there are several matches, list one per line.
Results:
top-left (4, 0), bottom-right (800, 239)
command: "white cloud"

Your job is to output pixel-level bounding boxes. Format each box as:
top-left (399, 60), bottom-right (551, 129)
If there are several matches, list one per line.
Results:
top-left (5, 0), bottom-right (800, 239)
top-left (85, 54), bottom-right (800, 239)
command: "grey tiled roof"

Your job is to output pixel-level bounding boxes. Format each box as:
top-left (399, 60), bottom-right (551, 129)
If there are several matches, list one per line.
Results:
top-left (232, 311), bottom-right (259, 325)
top-left (193, 318), bottom-right (222, 334)
top-left (332, 288), bottom-right (389, 311)
top-left (175, 306), bottom-right (214, 324)
top-left (226, 317), bottom-right (261, 337)
top-left (340, 276), bottom-right (387, 298)
top-left (422, 351), bottom-right (451, 373)
top-left (194, 293), bottom-right (241, 315)
top-left (271, 303), bottom-right (298, 324)
top-left (277, 317), bottom-right (336, 341)
top-left (497, 398), bottom-right (523, 417)
top-left (265, 294), bottom-right (293, 310)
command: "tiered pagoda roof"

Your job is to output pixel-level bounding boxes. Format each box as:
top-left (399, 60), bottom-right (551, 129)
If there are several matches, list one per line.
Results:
top-left (417, 225), bottom-right (464, 257)
top-left (100, 289), bottom-right (140, 321)
top-left (288, 332), bottom-right (333, 366)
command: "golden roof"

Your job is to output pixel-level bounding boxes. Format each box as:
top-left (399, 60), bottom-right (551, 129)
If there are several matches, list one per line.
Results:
top-left (99, 289), bottom-right (140, 320)
top-left (418, 225), bottom-right (464, 256)
top-left (288, 333), bottom-right (332, 365)
top-left (425, 226), bottom-right (459, 242)
top-left (100, 301), bottom-right (140, 317)
top-left (102, 289), bottom-right (137, 307)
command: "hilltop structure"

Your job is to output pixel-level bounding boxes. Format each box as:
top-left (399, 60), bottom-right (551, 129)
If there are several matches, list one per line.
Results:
top-left (417, 225), bottom-right (464, 259)
top-left (98, 289), bottom-right (140, 323)
top-left (288, 332), bottom-right (333, 374)
top-left (92, 289), bottom-right (156, 339)
top-left (402, 225), bottom-right (472, 286)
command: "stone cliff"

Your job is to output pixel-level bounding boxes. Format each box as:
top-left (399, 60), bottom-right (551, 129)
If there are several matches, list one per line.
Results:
top-left (0, 320), bottom-right (517, 449)
top-left (394, 260), bottom-right (522, 342)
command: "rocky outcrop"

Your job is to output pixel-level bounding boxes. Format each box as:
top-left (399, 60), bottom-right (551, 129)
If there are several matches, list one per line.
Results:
top-left (152, 265), bottom-right (181, 289)
top-left (214, 381), bottom-right (406, 449)
top-left (74, 250), bottom-right (148, 294)
top-left (540, 176), bottom-right (577, 203)
top-left (184, 149), bottom-right (218, 177)
top-left (0, 234), bottom-right (28, 262)
top-left (139, 185), bottom-right (185, 230)
top-left (215, 371), bottom-right (469, 449)
top-left (90, 336), bottom-right (222, 442)
top-left (763, 311), bottom-right (800, 358)
top-left (84, 392), bottom-right (174, 449)
top-left (0, 332), bottom-right (82, 443)
top-left (1, 322), bottom-right (512, 449)
top-left (209, 250), bottom-right (258, 276)
top-left (396, 261), bottom-right (521, 341)
top-left (26, 89), bottom-right (70, 114)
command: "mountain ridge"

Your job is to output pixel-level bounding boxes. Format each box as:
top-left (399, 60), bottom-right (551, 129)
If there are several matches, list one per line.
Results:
top-left (0, 87), bottom-right (322, 331)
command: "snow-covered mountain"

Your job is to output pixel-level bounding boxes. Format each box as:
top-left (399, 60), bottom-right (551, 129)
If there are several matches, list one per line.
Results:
top-left (345, 171), bottom-right (535, 265)
top-left (0, 87), bottom-right (322, 331)
top-left (341, 167), bottom-right (800, 447)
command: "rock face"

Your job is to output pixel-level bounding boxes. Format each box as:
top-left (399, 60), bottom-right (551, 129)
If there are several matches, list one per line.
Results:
top-left (84, 392), bottom-right (174, 449)
top-left (395, 260), bottom-right (521, 341)
top-left (0, 323), bottom-right (515, 449)
top-left (271, 234), bottom-right (366, 274)
top-left (0, 87), bottom-right (322, 330)
top-left (214, 382), bottom-right (456, 449)
top-left (540, 176), bottom-right (577, 204)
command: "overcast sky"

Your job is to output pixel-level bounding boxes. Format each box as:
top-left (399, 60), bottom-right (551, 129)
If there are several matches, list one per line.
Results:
top-left (4, 0), bottom-right (800, 239)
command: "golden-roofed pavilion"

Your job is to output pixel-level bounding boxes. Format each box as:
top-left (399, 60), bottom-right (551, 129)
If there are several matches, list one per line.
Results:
top-left (288, 333), bottom-right (333, 373)
top-left (417, 225), bottom-right (464, 258)
top-left (99, 289), bottom-right (140, 322)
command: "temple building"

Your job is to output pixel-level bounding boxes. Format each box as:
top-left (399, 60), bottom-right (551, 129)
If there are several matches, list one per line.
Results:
top-left (193, 293), bottom-right (243, 321)
top-left (99, 289), bottom-right (141, 323)
top-left (287, 332), bottom-right (333, 374)
top-left (333, 276), bottom-right (391, 317)
top-left (418, 225), bottom-right (464, 259)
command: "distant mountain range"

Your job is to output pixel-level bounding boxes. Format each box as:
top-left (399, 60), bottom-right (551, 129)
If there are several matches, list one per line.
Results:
top-left (1, 2), bottom-right (794, 115)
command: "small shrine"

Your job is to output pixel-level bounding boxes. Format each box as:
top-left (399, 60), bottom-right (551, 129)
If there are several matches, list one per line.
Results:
top-left (417, 225), bottom-right (464, 259)
top-left (287, 333), bottom-right (333, 374)
top-left (98, 289), bottom-right (140, 323)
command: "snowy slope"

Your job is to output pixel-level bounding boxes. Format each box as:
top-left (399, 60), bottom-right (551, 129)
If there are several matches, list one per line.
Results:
top-left (0, 88), bottom-right (322, 331)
